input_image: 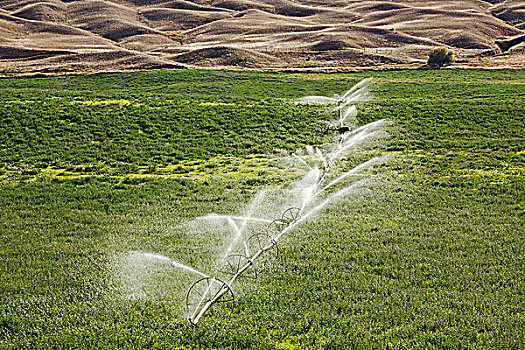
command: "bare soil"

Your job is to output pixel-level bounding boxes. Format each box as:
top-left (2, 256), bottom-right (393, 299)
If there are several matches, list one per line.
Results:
top-left (1, 0), bottom-right (524, 74)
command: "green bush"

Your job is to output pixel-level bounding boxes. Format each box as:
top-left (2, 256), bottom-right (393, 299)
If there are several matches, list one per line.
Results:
top-left (427, 47), bottom-right (455, 67)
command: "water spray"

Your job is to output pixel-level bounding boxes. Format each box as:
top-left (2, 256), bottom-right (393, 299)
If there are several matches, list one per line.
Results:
top-left (182, 79), bottom-right (391, 325)
top-left (117, 79), bottom-right (390, 324)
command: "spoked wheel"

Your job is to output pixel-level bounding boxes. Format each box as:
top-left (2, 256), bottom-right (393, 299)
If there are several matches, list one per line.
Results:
top-left (269, 207), bottom-right (302, 236)
top-left (217, 253), bottom-right (257, 281)
top-left (268, 219), bottom-right (286, 234)
top-left (281, 207), bottom-right (301, 225)
top-left (245, 232), bottom-right (279, 267)
top-left (186, 277), bottom-right (234, 322)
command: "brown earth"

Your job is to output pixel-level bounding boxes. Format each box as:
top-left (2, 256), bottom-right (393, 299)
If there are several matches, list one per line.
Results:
top-left (0, 0), bottom-right (524, 74)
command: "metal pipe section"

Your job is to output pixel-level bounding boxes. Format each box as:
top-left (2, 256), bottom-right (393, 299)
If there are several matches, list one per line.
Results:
top-left (189, 241), bottom-right (275, 324)
top-left (188, 80), bottom-right (379, 325)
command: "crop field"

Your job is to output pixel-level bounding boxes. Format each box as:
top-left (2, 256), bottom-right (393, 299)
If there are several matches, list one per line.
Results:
top-left (1, 69), bottom-right (524, 349)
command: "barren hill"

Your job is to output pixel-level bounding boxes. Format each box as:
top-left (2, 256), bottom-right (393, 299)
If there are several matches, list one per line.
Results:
top-left (1, 0), bottom-right (524, 74)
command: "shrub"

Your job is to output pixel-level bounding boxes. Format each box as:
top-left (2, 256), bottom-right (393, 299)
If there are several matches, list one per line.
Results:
top-left (427, 47), bottom-right (455, 67)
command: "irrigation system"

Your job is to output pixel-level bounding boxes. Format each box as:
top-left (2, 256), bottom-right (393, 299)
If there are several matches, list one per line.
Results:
top-left (182, 79), bottom-right (390, 325)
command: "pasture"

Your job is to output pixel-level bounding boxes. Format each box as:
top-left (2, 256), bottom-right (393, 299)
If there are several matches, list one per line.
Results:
top-left (1, 69), bottom-right (524, 349)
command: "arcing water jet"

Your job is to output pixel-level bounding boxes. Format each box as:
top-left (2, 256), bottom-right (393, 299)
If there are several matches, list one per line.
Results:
top-left (183, 79), bottom-right (392, 324)
top-left (117, 79), bottom-right (391, 324)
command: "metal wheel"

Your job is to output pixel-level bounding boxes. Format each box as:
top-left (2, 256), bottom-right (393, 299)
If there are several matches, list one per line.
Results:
top-left (217, 253), bottom-right (257, 281)
top-left (281, 207), bottom-right (301, 224)
top-left (245, 232), bottom-right (279, 268)
top-left (268, 219), bottom-right (286, 234)
top-left (247, 232), bottom-right (278, 256)
top-left (270, 207), bottom-right (302, 237)
top-left (186, 277), bottom-right (234, 321)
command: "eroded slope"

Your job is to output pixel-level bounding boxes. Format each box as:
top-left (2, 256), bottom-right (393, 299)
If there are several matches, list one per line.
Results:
top-left (1, 0), bottom-right (524, 73)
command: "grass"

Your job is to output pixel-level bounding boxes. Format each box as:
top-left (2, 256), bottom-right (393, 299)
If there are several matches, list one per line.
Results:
top-left (0, 69), bottom-right (524, 349)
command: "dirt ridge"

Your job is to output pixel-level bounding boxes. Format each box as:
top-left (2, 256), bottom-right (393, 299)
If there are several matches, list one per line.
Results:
top-left (1, 0), bottom-right (523, 73)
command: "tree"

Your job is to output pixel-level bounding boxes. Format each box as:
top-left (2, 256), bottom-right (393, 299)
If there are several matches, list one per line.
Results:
top-left (427, 47), bottom-right (455, 68)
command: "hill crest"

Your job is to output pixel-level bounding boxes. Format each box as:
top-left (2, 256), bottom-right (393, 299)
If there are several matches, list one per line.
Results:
top-left (1, 0), bottom-right (524, 73)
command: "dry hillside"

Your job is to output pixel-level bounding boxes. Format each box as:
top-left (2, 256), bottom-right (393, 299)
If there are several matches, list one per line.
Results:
top-left (1, 0), bottom-right (524, 73)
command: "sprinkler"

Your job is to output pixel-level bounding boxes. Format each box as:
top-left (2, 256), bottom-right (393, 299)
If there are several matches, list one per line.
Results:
top-left (120, 79), bottom-right (390, 325)
top-left (325, 126), bottom-right (351, 135)
top-left (184, 79), bottom-right (391, 324)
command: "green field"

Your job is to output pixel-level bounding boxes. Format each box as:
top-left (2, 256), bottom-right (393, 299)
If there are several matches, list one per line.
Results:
top-left (1, 69), bottom-right (524, 349)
